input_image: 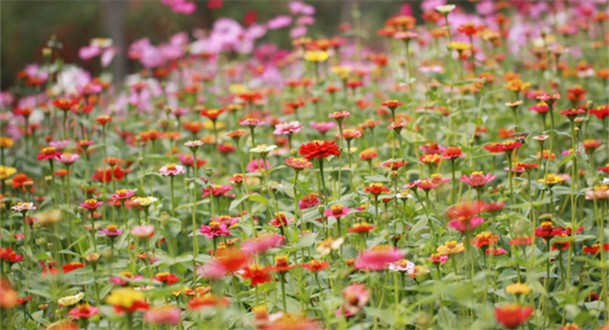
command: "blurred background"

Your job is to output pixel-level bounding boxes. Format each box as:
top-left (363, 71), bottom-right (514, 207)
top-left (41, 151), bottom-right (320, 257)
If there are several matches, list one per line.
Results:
top-left (0, 0), bottom-right (458, 88)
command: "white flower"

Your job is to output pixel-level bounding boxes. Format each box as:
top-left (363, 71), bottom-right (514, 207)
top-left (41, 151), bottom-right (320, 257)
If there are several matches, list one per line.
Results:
top-left (250, 144), bottom-right (277, 154)
top-left (435, 4), bottom-right (456, 14)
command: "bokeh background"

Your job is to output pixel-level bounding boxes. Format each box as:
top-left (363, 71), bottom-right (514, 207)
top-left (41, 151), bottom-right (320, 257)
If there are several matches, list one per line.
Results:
top-left (1, 0), bottom-right (473, 89)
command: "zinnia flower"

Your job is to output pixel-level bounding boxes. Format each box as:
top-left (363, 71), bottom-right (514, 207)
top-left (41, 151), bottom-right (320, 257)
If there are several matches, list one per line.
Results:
top-left (494, 303), bottom-right (533, 328)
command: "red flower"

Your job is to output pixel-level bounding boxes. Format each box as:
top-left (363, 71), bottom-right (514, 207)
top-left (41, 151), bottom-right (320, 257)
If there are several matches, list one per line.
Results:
top-left (590, 105), bottom-right (609, 119)
top-left (457, 22), bottom-right (484, 36)
top-left (62, 262), bottom-right (86, 273)
top-left (302, 260), bottom-right (330, 272)
top-left (269, 256), bottom-right (299, 273)
top-left (299, 140), bottom-right (340, 160)
top-left (152, 272), bottom-right (179, 284)
top-left (92, 167), bottom-right (125, 183)
top-left (241, 265), bottom-right (272, 286)
top-left (494, 303), bottom-right (533, 328)
top-left (584, 243), bottom-right (609, 254)
top-left (365, 183), bottom-right (390, 195)
top-left (52, 99), bottom-right (79, 111)
top-left (559, 108), bottom-right (586, 119)
top-left (68, 304), bottom-right (100, 319)
top-left (200, 108), bottom-right (226, 120)
top-left (0, 248), bottom-right (23, 263)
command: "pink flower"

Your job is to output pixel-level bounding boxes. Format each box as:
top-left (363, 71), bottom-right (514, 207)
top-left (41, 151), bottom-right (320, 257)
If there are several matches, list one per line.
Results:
top-left (131, 225), bottom-right (155, 239)
top-left (355, 246), bottom-right (403, 271)
top-left (486, 247), bottom-right (507, 256)
top-left (79, 45), bottom-right (101, 60)
top-left (460, 172), bottom-right (496, 188)
top-left (323, 204), bottom-right (351, 219)
top-left (273, 121), bottom-right (303, 135)
top-left (340, 284), bottom-right (370, 316)
top-left (242, 233), bottom-right (285, 254)
top-left (267, 15), bottom-right (292, 29)
top-left (211, 215), bottom-right (240, 226)
top-left (58, 152), bottom-right (80, 164)
top-left (447, 217), bottom-right (485, 233)
top-left (200, 222), bottom-right (231, 238)
top-left (299, 194), bottom-right (320, 209)
top-left (289, 1), bottom-right (315, 15)
top-left (49, 140), bottom-right (72, 150)
top-left (143, 305), bottom-right (181, 325)
top-left (159, 164), bottom-right (185, 176)
top-left (246, 159), bottom-right (270, 172)
top-left (310, 121), bottom-right (336, 134)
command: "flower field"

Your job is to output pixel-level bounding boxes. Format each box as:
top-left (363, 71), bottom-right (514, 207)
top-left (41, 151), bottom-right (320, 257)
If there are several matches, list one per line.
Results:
top-left (1, 0), bottom-right (609, 329)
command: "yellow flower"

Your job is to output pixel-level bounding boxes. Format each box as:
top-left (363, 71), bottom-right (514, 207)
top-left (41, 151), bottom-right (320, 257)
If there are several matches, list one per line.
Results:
top-left (0, 166), bottom-right (16, 180)
top-left (0, 137), bottom-right (14, 148)
top-left (105, 287), bottom-right (145, 308)
top-left (437, 240), bottom-right (465, 255)
top-left (331, 66), bottom-right (351, 78)
top-left (504, 79), bottom-right (531, 92)
top-left (58, 292), bottom-right (84, 306)
top-left (304, 51), bottom-right (329, 62)
top-left (538, 173), bottom-right (564, 186)
top-left (134, 196), bottom-right (158, 207)
top-left (506, 283), bottom-right (531, 295)
top-left (448, 42), bottom-right (472, 51)
top-left (229, 84), bottom-right (247, 94)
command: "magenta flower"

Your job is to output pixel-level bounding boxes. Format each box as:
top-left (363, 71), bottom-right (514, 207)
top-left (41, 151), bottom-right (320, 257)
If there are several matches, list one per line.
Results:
top-left (80, 199), bottom-right (104, 210)
top-left (159, 164), bottom-right (185, 176)
top-left (37, 147), bottom-right (62, 161)
top-left (112, 189), bottom-right (137, 200)
top-left (200, 222), bottom-right (231, 238)
top-left (98, 225), bottom-right (122, 237)
top-left (202, 184), bottom-right (233, 198)
top-left (310, 121), bottom-right (336, 134)
top-left (211, 215), bottom-right (239, 226)
top-left (246, 159), bottom-right (270, 172)
top-left (324, 204), bottom-right (351, 219)
top-left (447, 217), bottom-right (485, 233)
top-left (460, 172), bottom-right (496, 188)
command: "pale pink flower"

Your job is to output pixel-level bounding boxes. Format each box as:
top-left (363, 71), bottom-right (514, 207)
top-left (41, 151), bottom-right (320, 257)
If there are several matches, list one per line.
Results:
top-left (323, 204), bottom-right (351, 219)
top-left (143, 305), bottom-right (182, 325)
top-left (159, 164), bottom-right (185, 176)
top-left (460, 172), bottom-right (496, 188)
top-left (131, 225), bottom-right (155, 239)
top-left (273, 121), bottom-right (303, 135)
